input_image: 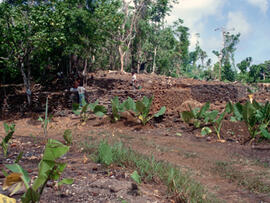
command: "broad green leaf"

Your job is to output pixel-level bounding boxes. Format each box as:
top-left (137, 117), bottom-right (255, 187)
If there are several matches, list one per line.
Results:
top-left (204, 110), bottom-right (218, 123)
top-left (42, 139), bottom-right (69, 161)
top-left (215, 111), bottom-right (226, 125)
top-left (233, 102), bottom-right (243, 121)
top-left (260, 126), bottom-right (270, 139)
top-left (130, 170), bottom-right (141, 184)
top-left (180, 111), bottom-right (194, 123)
top-left (5, 164), bottom-right (30, 188)
top-left (201, 127), bottom-right (212, 136)
top-left (136, 101), bottom-right (145, 114)
top-left (154, 106), bottom-right (166, 117)
top-left (198, 102), bottom-right (210, 118)
top-left (124, 97), bottom-right (136, 111)
top-left (52, 163), bottom-right (67, 181)
top-left (32, 174), bottom-right (48, 191)
top-left (226, 101), bottom-right (233, 114)
top-left (57, 178), bottom-right (73, 186)
top-left (93, 105), bottom-right (107, 117)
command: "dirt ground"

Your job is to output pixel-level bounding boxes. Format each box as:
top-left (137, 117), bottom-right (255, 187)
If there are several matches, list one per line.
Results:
top-left (0, 71), bottom-right (270, 202)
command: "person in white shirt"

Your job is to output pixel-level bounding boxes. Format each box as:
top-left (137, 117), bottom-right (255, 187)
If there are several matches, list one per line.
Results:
top-left (132, 72), bottom-right (137, 89)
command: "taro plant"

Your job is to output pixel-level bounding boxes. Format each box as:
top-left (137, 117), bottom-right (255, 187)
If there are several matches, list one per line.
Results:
top-left (2, 139), bottom-right (73, 202)
top-left (73, 100), bottom-right (107, 122)
top-left (134, 96), bottom-right (166, 125)
top-left (1, 123), bottom-right (15, 157)
top-left (110, 96), bottom-right (131, 122)
top-left (38, 97), bottom-right (52, 138)
top-left (180, 102), bottom-right (210, 128)
top-left (230, 100), bottom-right (270, 139)
top-left (203, 103), bottom-right (231, 140)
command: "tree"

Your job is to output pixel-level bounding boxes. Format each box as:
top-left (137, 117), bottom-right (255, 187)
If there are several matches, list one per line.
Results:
top-left (0, 1), bottom-right (66, 104)
top-left (237, 57), bottom-right (252, 74)
top-left (213, 32), bottom-right (240, 81)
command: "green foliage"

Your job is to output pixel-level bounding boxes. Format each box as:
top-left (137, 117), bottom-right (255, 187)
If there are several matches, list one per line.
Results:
top-left (1, 123), bottom-right (15, 157)
top-left (3, 139), bottom-right (72, 202)
top-left (134, 96), bottom-right (166, 125)
top-left (222, 61), bottom-right (235, 82)
top-left (96, 140), bottom-right (113, 166)
top-left (230, 100), bottom-right (270, 139)
top-left (180, 102), bottom-right (210, 128)
top-left (85, 139), bottom-right (219, 203)
top-left (210, 104), bottom-right (231, 140)
top-left (131, 170), bottom-right (141, 184)
top-left (73, 100), bottom-right (107, 122)
top-left (63, 129), bottom-right (73, 145)
top-left (201, 127), bottom-right (212, 136)
top-left (111, 96), bottom-right (126, 122)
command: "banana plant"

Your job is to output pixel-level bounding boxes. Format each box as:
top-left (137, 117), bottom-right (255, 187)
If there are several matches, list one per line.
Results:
top-left (135, 96), bottom-right (166, 125)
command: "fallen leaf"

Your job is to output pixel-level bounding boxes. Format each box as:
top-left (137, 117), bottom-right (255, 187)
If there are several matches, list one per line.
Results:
top-left (83, 154), bottom-right (88, 164)
top-left (0, 194), bottom-right (16, 203)
top-left (3, 173), bottom-right (26, 196)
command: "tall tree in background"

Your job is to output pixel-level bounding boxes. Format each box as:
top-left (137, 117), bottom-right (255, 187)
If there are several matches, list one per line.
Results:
top-left (213, 32), bottom-right (240, 81)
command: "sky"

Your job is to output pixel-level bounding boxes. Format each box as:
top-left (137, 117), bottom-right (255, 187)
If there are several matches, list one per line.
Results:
top-left (166, 0), bottom-right (270, 65)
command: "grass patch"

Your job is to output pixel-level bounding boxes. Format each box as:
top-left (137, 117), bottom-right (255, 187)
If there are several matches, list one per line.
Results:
top-left (82, 139), bottom-right (220, 203)
top-left (213, 161), bottom-right (270, 194)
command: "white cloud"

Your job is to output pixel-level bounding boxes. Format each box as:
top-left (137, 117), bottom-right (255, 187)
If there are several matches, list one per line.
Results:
top-left (166, 0), bottom-right (225, 50)
top-left (167, 0), bottom-right (224, 29)
top-left (226, 11), bottom-right (251, 36)
top-left (246, 0), bottom-right (269, 14)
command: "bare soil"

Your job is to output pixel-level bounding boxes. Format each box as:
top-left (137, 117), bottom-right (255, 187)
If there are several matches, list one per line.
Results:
top-left (0, 71), bottom-right (270, 203)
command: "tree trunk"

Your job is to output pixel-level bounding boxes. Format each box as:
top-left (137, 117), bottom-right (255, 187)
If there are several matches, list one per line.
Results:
top-left (119, 45), bottom-right (125, 72)
top-left (19, 59), bottom-right (31, 105)
top-left (83, 58), bottom-right (88, 85)
top-left (152, 47), bottom-right (157, 74)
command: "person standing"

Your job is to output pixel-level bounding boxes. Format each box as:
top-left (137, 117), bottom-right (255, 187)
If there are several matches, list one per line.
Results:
top-left (77, 80), bottom-right (86, 106)
top-left (132, 72), bottom-right (137, 89)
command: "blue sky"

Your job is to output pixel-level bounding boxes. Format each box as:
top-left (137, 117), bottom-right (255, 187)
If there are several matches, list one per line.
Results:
top-left (166, 0), bottom-right (270, 65)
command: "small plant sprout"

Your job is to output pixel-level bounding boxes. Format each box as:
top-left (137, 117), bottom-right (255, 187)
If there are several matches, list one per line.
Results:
top-left (38, 97), bottom-right (52, 138)
top-left (1, 123), bottom-right (16, 157)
